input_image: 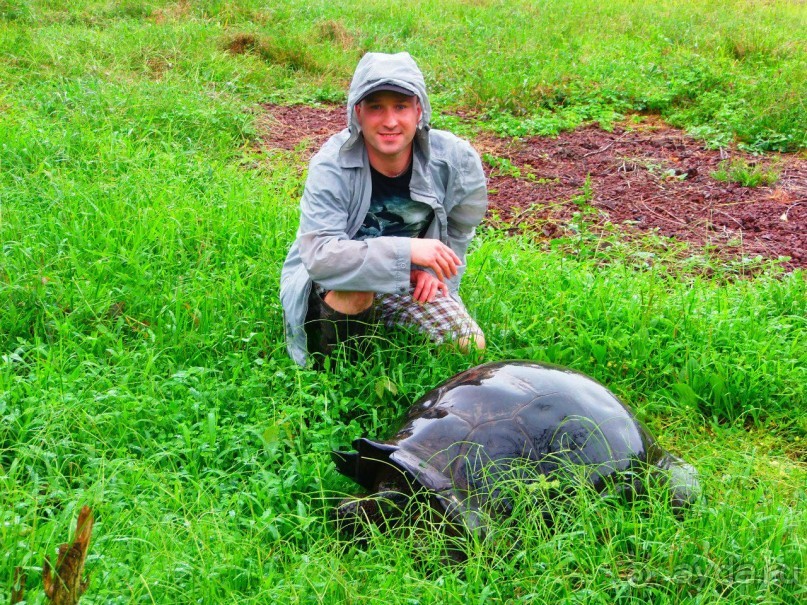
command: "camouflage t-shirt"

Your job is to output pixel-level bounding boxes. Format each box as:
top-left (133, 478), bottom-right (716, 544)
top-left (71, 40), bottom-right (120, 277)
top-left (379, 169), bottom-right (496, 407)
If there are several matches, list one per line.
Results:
top-left (354, 164), bottom-right (434, 241)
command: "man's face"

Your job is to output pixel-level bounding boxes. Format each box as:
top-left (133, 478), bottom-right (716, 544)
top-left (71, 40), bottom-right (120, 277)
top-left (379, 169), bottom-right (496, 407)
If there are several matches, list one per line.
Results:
top-left (355, 91), bottom-right (422, 169)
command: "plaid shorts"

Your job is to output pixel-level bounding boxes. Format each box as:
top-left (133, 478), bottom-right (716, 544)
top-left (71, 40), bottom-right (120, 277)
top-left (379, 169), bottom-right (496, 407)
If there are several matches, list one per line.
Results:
top-left (311, 285), bottom-right (483, 346)
top-left (375, 289), bottom-right (484, 345)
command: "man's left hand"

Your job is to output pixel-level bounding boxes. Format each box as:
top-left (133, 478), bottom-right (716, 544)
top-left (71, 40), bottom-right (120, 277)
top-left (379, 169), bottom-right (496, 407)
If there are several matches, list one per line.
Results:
top-left (410, 270), bottom-right (448, 304)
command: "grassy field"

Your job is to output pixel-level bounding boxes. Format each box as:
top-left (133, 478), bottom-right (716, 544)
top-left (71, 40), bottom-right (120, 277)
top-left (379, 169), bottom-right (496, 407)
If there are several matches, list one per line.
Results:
top-left (1, 1), bottom-right (805, 603)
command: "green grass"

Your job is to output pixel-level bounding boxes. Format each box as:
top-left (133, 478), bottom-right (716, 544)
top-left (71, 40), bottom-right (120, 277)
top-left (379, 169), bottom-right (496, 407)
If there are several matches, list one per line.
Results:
top-left (711, 158), bottom-right (782, 187)
top-left (1, 1), bottom-right (805, 603)
top-left (1, 0), bottom-right (806, 149)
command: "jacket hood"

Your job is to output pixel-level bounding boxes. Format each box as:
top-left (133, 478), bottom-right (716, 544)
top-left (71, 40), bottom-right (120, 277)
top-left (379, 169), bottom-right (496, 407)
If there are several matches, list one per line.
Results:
top-left (343, 52), bottom-right (432, 157)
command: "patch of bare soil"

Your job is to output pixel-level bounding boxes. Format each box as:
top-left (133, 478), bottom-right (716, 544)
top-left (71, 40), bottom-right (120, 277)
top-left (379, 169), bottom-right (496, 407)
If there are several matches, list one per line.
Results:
top-left (260, 104), bottom-right (806, 270)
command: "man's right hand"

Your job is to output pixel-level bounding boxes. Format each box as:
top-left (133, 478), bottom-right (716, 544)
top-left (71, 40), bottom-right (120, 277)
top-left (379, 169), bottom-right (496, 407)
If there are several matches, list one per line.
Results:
top-left (410, 239), bottom-right (461, 282)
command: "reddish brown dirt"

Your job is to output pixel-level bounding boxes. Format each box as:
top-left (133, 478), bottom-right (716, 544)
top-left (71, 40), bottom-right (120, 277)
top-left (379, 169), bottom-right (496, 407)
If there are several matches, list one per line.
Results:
top-left (259, 104), bottom-right (806, 270)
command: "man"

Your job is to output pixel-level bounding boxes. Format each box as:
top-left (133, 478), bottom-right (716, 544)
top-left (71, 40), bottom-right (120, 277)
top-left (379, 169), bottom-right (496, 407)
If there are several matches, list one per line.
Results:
top-left (280, 52), bottom-right (488, 368)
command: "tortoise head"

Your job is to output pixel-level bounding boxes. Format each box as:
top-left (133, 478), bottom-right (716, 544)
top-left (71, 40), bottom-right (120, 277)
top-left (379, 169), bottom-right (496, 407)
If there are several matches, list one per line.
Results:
top-left (331, 444), bottom-right (474, 541)
top-left (331, 446), bottom-right (420, 539)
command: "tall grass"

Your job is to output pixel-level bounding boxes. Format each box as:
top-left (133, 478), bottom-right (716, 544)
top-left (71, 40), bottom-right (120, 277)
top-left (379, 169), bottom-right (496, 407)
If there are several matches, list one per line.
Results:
top-left (1, 1), bottom-right (805, 603)
top-left (2, 0), bottom-right (806, 149)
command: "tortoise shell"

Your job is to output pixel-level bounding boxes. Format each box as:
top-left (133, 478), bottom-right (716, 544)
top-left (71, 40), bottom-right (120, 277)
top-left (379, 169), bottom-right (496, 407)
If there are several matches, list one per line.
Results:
top-left (333, 361), bottom-right (696, 530)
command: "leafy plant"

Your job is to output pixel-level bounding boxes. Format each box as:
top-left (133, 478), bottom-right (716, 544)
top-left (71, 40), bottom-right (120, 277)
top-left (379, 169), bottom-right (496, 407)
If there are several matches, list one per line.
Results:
top-left (570, 174), bottom-right (595, 210)
top-left (482, 153), bottom-right (523, 178)
top-left (711, 157), bottom-right (781, 187)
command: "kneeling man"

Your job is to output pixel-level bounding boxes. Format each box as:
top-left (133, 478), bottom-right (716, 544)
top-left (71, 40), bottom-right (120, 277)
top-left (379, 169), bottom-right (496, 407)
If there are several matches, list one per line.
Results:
top-left (280, 52), bottom-right (488, 368)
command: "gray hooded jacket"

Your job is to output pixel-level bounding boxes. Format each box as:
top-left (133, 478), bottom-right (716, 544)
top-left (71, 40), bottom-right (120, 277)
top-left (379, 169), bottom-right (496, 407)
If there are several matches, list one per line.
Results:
top-left (280, 52), bottom-right (488, 366)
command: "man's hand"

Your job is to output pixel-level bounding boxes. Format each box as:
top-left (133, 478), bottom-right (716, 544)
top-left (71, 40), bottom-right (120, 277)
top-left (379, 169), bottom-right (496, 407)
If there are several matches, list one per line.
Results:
top-left (410, 239), bottom-right (460, 282)
top-left (410, 270), bottom-right (448, 303)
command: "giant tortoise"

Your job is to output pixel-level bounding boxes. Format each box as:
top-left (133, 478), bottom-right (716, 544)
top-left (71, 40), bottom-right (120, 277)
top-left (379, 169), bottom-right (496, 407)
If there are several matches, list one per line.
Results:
top-left (333, 360), bottom-right (700, 537)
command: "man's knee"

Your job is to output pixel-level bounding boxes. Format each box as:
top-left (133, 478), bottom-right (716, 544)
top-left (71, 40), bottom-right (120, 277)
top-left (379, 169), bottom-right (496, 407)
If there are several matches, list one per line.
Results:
top-left (457, 331), bottom-right (486, 353)
top-left (323, 290), bottom-right (374, 315)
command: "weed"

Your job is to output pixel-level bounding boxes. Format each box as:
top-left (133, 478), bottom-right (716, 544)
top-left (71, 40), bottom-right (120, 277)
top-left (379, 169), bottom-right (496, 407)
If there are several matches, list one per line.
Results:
top-left (223, 32), bottom-right (322, 73)
top-left (570, 174), bottom-right (595, 210)
top-left (482, 153), bottom-right (559, 185)
top-left (711, 157), bottom-right (781, 187)
top-left (316, 19), bottom-right (356, 49)
top-left (482, 153), bottom-right (522, 178)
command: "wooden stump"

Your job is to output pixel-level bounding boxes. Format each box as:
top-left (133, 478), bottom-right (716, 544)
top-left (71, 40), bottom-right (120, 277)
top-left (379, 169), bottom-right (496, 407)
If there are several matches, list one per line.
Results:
top-left (42, 506), bottom-right (94, 605)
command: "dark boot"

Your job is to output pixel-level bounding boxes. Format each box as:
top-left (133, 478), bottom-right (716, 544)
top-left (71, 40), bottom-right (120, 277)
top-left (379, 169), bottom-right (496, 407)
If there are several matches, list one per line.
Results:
top-left (304, 288), bottom-right (377, 368)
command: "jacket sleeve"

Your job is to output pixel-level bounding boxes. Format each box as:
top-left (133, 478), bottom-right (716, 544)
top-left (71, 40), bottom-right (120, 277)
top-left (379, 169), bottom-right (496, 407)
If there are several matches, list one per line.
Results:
top-left (445, 143), bottom-right (488, 293)
top-left (296, 158), bottom-right (412, 294)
